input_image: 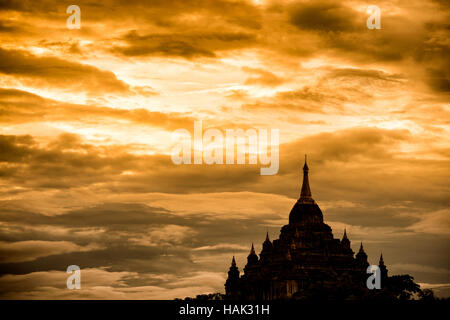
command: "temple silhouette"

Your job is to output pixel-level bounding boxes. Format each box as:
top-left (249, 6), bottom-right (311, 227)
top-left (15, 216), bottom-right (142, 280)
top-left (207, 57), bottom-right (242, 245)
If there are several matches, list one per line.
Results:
top-left (225, 156), bottom-right (388, 300)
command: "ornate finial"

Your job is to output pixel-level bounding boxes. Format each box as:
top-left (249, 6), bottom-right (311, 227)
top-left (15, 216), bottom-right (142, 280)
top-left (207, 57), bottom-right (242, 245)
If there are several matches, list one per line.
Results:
top-left (299, 155), bottom-right (313, 202)
top-left (341, 228), bottom-right (350, 248)
top-left (265, 231), bottom-right (270, 242)
top-left (359, 242), bottom-right (364, 252)
top-left (343, 228), bottom-right (348, 239)
top-left (250, 243), bottom-right (256, 255)
top-left (379, 253), bottom-right (385, 265)
top-left (231, 256), bottom-right (236, 267)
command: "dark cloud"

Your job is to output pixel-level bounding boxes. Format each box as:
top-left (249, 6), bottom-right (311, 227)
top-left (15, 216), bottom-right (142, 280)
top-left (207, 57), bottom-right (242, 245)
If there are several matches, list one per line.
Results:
top-left (0, 0), bottom-right (262, 25)
top-left (328, 68), bottom-right (403, 82)
top-left (241, 86), bottom-right (349, 114)
top-left (0, 88), bottom-right (195, 129)
top-left (0, 48), bottom-right (130, 94)
top-left (0, 21), bottom-right (22, 33)
top-left (113, 30), bottom-right (257, 58)
top-left (426, 67), bottom-right (450, 92)
top-left (285, 1), bottom-right (449, 94)
top-left (0, 132), bottom-right (263, 192)
top-left (290, 1), bottom-right (358, 32)
top-left (0, 200), bottom-right (278, 277)
top-left (0, 133), bottom-right (140, 189)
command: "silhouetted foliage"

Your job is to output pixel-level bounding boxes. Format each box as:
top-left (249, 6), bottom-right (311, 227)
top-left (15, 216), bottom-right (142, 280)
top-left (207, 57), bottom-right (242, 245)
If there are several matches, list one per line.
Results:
top-left (183, 293), bottom-right (225, 300)
top-left (386, 275), bottom-right (421, 300)
top-left (180, 274), bottom-right (428, 301)
top-left (418, 288), bottom-right (436, 301)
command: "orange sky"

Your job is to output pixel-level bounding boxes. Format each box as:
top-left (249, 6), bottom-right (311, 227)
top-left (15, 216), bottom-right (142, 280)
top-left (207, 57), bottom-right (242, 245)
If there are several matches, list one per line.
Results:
top-left (0, 0), bottom-right (449, 298)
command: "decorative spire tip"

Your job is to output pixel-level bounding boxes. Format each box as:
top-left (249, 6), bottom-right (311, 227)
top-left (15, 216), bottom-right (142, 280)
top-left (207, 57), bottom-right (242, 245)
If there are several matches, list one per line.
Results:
top-left (299, 154), bottom-right (313, 202)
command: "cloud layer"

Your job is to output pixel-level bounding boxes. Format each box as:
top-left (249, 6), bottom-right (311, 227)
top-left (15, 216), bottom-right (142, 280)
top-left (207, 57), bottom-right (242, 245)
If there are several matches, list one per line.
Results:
top-left (0, 0), bottom-right (448, 299)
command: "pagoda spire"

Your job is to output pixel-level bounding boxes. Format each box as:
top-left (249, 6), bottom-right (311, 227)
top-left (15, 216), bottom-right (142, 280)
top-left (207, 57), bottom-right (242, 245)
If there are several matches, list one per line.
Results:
top-left (262, 231), bottom-right (273, 253)
top-left (226, 255), bottom-right (240, 288)
top-left (378, 253), bottom-right (388, 284)
top-left (355, 242), bottom-right (369, 270)
top-left (379, 253), bottom-right (385, 266)
top-left (359, 242), bottom-right (364, 252)
top-left (299, 155), bottom-right (314, 203)
top-left (250, 243), bottom-right (256, 255)
top-left (341, 228), bottom-right (351, 249)
top-left (247, 242), bottom-right (258, 265)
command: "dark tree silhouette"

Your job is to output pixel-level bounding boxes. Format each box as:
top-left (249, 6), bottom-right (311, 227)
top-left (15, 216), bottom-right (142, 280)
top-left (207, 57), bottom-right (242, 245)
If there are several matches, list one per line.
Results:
top-left (387, 275), bottom-right (422, 300)
top-left (418, 288), bottom-right (436, 301)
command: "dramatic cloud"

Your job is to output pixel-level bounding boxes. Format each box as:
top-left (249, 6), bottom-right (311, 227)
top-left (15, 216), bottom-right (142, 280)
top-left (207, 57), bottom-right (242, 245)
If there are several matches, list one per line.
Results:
top-left (0, 88), bottom-right (194, 129)
top-left (0, 241), bottom-right (102, 263)
top-left (290, 1), bottom-right (357, 32)
top-left (0, 0), bottom-right (448, 299)
top-left (114, 31), bottom-right (257, 58)
top-left (0, 48), bottom-right (130, 94)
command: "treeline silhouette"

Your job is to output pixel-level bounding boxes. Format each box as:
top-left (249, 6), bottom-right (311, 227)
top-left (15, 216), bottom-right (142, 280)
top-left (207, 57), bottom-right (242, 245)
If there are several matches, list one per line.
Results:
top-left (180, 275), bottom-right (447, 301)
